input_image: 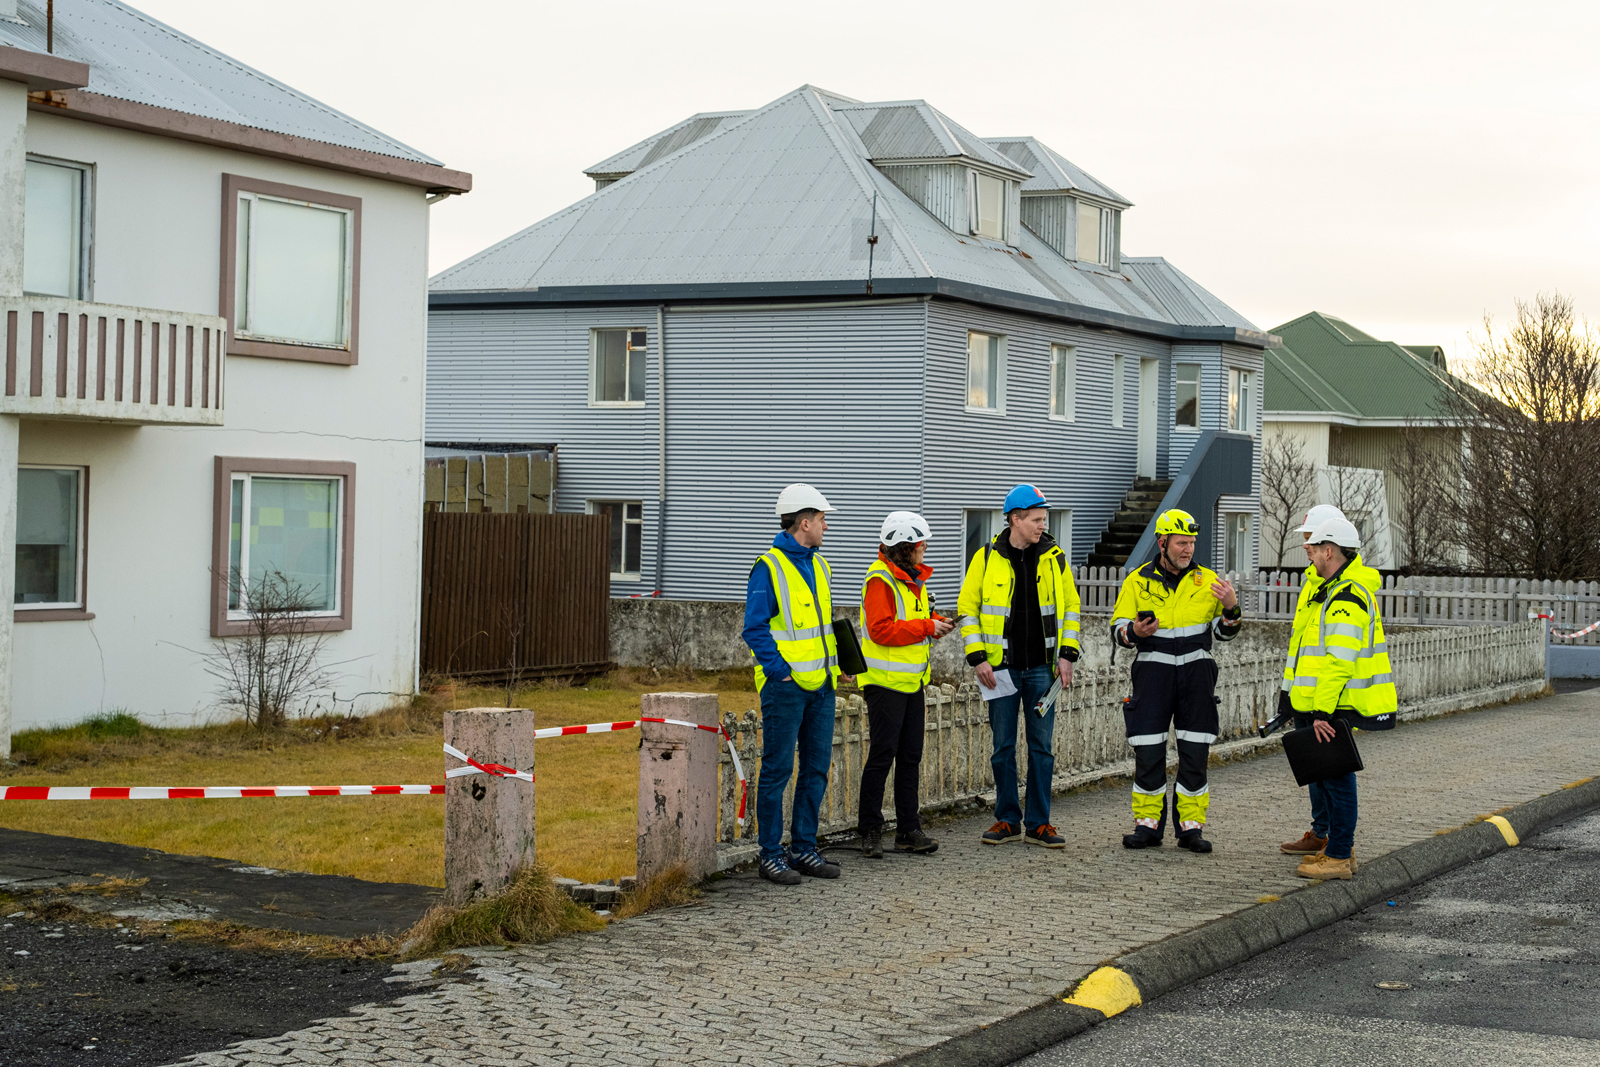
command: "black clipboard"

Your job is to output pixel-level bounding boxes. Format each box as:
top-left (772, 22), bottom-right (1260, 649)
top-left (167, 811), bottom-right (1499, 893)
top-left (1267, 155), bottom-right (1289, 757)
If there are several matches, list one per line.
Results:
top-left (831, 618), bottom-right (869, 677)
top-left (1282, 718), bottom-right (1364, 787)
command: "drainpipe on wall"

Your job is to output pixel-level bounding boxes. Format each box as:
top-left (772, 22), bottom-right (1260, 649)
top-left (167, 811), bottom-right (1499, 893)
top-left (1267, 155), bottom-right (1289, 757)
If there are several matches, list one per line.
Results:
top-left (0, 77), bottom-right (26, 755)
top-left (653, 304), bottom-right (667, 597)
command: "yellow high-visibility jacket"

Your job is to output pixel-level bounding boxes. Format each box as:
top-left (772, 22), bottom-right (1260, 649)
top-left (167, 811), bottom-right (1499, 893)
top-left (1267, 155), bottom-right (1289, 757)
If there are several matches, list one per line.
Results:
top-left (1111, 560), bottom-right (1241, 663)
top-left (1288, 568), bottom-right (1397, 728)
top-left (1282, 553), bottom-right (1381, 692)
top-left (957, 536), bottom-right (1080, 673)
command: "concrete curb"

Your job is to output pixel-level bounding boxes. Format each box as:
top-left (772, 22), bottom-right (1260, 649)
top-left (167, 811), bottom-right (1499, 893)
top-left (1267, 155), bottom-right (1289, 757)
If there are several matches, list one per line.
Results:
top-left (885, 775), bottom-right (1600, 1067)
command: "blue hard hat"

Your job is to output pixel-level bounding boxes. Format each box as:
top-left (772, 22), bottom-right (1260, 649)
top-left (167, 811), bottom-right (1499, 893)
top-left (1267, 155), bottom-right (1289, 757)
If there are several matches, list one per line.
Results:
top-left (1003, 484), bottom-right (1050, 513)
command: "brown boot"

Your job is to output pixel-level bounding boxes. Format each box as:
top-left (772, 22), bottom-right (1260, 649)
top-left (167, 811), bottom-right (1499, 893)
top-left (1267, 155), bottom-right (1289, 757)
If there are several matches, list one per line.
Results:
top-left (1296, 852), bottom-right (1357, 880)
top-left (1280, 831), bottom-right (1328, 855)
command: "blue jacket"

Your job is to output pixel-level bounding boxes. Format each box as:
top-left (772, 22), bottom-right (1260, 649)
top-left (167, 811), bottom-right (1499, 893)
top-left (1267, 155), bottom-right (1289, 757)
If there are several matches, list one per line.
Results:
top-left (742, 531), bottom-right (822, 679)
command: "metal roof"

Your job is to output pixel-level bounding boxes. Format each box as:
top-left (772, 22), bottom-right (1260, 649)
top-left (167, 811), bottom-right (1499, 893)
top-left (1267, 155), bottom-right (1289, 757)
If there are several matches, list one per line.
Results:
top-left (832, 101), bottom-right (1028, 175)
top-left (0, 0), bottom-right (440, 164)
top-left (1265, 312), bottom-right (1465, 420)
top-left (431, 85), bottom-right (1262, 342)
top-left (984, 136), bottom-right (1130, 206)
top-left (584, 110), bottom-right (752, 178)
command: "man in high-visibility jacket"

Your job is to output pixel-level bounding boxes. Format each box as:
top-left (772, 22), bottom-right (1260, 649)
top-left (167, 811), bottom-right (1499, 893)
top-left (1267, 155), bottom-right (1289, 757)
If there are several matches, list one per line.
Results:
top-left (742, 483), bottom-right (855, 886)
top-left (959, 484), bottom-right (1081, 849)
top-left (1112, 509), bottom-right (1242, 853)
top-left (1279, 504), bottom-right (1382, 857)
top-left (1287, 516), bottom-right (1397, 880)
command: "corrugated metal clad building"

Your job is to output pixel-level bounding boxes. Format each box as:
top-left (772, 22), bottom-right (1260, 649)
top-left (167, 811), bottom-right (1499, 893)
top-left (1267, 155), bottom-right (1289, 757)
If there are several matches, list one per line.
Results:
top-left (427, 86), bottom-right (1275, 606)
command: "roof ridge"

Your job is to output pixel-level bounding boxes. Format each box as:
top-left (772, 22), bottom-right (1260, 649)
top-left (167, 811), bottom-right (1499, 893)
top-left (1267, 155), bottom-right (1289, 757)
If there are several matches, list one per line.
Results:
top-left (1267, 345), bottom-right (1359, 417)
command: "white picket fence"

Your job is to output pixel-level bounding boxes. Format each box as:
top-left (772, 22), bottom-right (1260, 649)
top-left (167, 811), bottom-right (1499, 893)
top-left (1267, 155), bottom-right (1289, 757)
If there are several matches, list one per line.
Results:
top-left (713, 619), bottom-right (1547, 861)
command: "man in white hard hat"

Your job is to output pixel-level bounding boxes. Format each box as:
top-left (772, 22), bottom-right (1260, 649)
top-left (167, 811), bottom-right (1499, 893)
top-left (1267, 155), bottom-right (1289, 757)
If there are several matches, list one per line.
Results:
top-left (856, 511), bottom-right (955, 858)
top-left (1285, 515), bottom-right (1397, 880)
top-left (742, 484), bottom-right (854, 886)
top-left (1278, 504), bottom-right (1383, 857)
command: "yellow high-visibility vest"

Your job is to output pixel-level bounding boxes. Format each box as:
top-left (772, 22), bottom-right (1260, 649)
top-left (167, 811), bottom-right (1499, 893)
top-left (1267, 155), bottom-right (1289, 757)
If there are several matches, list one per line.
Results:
top-left (751, 548), bottom-right (839, 694)
top-left (858, 559), bottom-right (931, 693)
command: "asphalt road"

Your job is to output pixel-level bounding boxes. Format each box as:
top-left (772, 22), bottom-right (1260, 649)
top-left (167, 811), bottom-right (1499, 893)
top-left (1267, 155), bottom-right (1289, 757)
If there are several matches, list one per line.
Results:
top-left (1021, 807), bottom-right (1600, 1067)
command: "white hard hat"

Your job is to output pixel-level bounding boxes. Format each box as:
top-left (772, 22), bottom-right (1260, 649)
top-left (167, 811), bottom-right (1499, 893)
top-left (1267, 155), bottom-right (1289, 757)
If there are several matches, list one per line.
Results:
top-left (1305, 516), bottom-right (1361, 549)
top-left (774, 483), bottom-right (835, 517)
top-left (1294, 504), bottom-right (1347, 534)
top-left (879, 511), bottom-right (931, 546)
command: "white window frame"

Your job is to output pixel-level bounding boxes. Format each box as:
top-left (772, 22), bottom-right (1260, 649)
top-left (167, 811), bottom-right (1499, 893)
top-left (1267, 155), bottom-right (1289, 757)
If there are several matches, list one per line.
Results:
top-left (1175, 363), bottom-right (1202, 429)
top-left (1112, 354), bottom-right (1125, 429)
top-left (588, 499), bottom-right (644, 579)
top-left (963, 508), bottom-right (1005, 563)
top-left (15, 464), bottom-right (87, 612)
top-left (588, 327), bottom-right (649, 408)
top-left (1049, 508), bottom-right (1073, 559)
top-left (226, 472), bottom-right (345, 622)
top-left (1076, 200), bottom-right (1102, 264)
top-left (1228, 367), bottom-right (1256, 433)
top-left (23, 155), bottom-right (94, 301)
top-left (233, 190), bottom-right (355, 351)
top-left (970, 171), bottom-right (1006, 241)
top-left (965, 331), bottom-right (1008, 415)
top-left (1222, 512), bottom-right (1253, 576)
top-left (1049, 344), bottom-right (1077, 422)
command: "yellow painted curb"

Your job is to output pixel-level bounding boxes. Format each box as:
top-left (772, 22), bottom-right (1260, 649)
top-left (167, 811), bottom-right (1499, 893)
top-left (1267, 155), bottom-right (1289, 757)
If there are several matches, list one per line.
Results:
top-left (1486, 815), bottom-right (1520, 847)
top-left (1063, 966), bottom-right (1142, 1018)
top-left (1563, 777), bottom-right (1594, 790)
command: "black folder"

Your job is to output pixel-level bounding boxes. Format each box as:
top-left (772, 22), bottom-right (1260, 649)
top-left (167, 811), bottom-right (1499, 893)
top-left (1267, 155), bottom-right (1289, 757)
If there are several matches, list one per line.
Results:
top-left (831, 618), bottom-right (869, 677)
top-left (1281, 718), bottom-right (1364, 786)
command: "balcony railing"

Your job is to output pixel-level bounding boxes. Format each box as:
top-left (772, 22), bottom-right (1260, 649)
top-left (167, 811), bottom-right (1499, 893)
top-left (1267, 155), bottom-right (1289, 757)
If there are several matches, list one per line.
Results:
top-left (1, 296), bottom-right (226, 426)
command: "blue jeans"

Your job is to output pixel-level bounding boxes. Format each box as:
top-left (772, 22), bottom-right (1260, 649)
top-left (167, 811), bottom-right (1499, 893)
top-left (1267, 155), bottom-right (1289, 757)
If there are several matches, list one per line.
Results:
top-left (1310, 772), bottom-right (1358, 859)
top-left (757, 678), bottom-right (835, 861)
top-left (987, 664), bottom-right (1055, 831)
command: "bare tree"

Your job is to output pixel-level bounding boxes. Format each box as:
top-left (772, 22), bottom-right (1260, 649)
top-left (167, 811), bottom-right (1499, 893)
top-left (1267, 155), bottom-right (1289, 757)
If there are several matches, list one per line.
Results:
top-left (649, 604), bottom-right (696, 675)
top-left (1445, 291), bottom-right (1600, 579)
top-left (1259, 435), bottom-right (1318, 567)
top-left (1387, 419), bottom-right (1462, 574)
top-left (207, 568), bottom-right (335, 728)
top-left (1324, 465), bottom-right (1390, 559)
top-left (499, 600), bottom-right (527, 708)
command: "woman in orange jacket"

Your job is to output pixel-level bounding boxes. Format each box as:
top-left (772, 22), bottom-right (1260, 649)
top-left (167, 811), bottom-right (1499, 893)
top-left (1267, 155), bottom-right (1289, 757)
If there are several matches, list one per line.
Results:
top-left (857, 512), bottom-right (955, 858)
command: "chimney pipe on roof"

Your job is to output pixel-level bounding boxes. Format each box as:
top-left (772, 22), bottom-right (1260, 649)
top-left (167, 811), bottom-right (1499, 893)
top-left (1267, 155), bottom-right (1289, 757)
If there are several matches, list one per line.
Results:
top-left (47, 0), bottom-right (53, 53)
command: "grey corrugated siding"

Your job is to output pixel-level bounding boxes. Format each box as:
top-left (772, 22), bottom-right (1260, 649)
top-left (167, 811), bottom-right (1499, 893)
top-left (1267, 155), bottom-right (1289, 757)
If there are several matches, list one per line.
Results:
top-left (1021, 195), bottom-right (1075, 261)
top-left (922, 299), bottom-right (1172, 605)
top-left (880, 164), bottom-right (969, 234)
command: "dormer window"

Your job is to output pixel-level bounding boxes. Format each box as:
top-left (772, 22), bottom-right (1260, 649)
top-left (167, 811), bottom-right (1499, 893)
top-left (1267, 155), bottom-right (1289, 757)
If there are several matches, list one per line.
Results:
top-left (971, 172), bottom-right (1006, 240)
top-left (1078, 200), bottom-right (1118, 265)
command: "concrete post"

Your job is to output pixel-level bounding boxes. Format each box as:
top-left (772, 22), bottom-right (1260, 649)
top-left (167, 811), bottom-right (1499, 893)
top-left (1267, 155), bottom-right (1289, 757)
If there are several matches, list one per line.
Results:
top-left (637, 692), bottom-right (719, 884)
top-left (0, 78), bottom-right (27, 757)
top-left (444, 707), bottom-right (537, 906)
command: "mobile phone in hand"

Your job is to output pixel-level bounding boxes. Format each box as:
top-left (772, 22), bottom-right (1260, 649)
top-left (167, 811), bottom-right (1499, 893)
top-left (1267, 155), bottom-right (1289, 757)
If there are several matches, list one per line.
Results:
top-left (1137, 610), bottom-right (1156, 623)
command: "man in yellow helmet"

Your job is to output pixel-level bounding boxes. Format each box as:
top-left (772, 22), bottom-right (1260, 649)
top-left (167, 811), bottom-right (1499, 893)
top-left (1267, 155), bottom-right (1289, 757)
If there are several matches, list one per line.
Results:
top-left (1111, 509), bottom-right (1242, 853)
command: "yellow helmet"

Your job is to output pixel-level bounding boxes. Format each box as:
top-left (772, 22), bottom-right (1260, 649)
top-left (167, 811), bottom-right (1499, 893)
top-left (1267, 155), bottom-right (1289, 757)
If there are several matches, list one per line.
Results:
top-left (1154, 509), bottom-right (1199, 537)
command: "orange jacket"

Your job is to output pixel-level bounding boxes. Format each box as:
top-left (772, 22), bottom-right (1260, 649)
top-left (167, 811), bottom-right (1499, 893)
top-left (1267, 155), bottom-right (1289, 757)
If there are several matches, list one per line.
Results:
top-left (863, 552), bottom-right (941, 646)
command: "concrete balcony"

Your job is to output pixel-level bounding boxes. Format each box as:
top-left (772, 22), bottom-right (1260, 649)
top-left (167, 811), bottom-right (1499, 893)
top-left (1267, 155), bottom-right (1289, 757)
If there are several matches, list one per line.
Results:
top-left (1, 296), bottom-right (226, 426)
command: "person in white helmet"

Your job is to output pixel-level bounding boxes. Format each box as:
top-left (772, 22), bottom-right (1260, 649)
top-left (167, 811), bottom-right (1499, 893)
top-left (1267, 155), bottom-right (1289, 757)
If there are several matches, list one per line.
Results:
top-left (742, 484), bottom-right (854, 886)
top-left (856, 511), bottom-right (956, 859)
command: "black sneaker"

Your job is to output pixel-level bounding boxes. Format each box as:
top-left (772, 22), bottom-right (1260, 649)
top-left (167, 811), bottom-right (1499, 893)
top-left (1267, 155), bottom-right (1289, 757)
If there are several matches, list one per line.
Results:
top-left (1122, 825), bottom-right (1163, 849)
top-left (759, 856), bottom-right (802, 885)
top-left (894, 829), bottom-right (939, 854)
top-left (1175, 829), bottom-right (1213, 854)
top-left (861, 830), bottom-right (883, 859)
top-left (1025, 824), bottom-right (1066, 849)
top-left (981, 821), bottom-right (1022, 845)
top-left (789, 849), bottom-right (841, 879)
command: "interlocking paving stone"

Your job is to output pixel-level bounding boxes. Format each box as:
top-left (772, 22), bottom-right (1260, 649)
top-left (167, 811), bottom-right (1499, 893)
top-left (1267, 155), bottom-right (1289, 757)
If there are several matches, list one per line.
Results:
top-left (166, 689), bottom-right (1600, 1067)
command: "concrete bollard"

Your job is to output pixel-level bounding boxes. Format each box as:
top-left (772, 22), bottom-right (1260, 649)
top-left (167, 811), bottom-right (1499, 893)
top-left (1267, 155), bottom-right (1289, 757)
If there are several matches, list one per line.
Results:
top-left (444, 707), bottom-right (537, 907)
top-left (637, 692), bottom-right (720, 884)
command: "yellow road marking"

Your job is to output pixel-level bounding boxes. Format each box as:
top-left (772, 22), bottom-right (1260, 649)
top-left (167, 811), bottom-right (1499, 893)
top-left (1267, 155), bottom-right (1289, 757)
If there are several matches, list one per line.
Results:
top-left (1562, 777), bottom-right (1594, 790)
top-left (1063, 966), bottom-right (1142, 1017)
top-left (1486, 815), bottom-right (1519, 847)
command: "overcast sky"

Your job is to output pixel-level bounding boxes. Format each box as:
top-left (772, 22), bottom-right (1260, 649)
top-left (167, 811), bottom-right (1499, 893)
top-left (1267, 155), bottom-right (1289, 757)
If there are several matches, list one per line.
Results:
top-left (141, 0), bottom-right (1600, 364)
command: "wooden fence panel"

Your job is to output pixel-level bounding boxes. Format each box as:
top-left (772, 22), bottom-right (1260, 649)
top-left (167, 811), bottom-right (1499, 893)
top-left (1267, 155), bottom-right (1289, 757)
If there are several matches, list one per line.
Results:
top-left (420, 512), bottom-right (611, 680)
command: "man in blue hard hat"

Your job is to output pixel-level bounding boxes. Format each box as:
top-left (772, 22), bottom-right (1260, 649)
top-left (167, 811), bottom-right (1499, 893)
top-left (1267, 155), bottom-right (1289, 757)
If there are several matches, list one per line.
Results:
top-left (958, 484), bottom-right (1082, 848)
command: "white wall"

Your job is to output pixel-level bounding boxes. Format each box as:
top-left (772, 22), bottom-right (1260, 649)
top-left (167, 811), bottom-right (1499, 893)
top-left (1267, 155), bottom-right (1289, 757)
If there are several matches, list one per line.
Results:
top-left (11, 113), bottom-right (430, 730)
top-left (1263, 419), bottom-right (1330, 466)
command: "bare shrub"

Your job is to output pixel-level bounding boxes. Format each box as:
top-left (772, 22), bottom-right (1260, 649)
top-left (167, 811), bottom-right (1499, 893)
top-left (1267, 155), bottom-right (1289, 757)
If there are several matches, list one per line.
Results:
top-left (206, 567), bottom-right (335, 729)
top-left (1387, 418), bottom-right (1462, 574)
top-left (1259, 435), bottom-right (1317, 566)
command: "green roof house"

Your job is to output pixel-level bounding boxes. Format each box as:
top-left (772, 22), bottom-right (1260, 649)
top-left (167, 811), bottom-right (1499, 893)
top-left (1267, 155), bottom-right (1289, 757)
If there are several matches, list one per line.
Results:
top-left (1262, 312), bottom-right (1467, 569)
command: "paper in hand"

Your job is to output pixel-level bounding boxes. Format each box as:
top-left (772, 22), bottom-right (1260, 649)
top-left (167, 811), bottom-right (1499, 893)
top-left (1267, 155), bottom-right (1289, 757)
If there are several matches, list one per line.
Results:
top-left (977, 667), bottom-right (1017, 701)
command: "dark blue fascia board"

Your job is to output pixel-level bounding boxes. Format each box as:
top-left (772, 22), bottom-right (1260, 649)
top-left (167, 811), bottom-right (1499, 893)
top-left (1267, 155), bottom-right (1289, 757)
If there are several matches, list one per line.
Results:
top-left (427, 278), bottom-right (1280, 350)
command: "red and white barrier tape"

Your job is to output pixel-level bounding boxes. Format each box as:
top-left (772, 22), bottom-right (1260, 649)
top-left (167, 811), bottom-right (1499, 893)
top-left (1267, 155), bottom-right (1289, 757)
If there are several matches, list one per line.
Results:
top-left (1550, 618), bottom-right (1599, 640)
top-left (0, 784), bottom-right (443, 800)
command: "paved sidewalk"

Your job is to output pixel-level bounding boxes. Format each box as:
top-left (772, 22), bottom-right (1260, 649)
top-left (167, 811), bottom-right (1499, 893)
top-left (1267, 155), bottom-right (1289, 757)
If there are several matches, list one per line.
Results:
top-left (173, 690), bottom-right (1600, 1067)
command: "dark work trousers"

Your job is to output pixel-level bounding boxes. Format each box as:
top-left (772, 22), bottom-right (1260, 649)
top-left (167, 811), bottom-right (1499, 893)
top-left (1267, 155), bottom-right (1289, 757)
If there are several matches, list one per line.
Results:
top-left (1125, 658), bottom-right (1220, 832)
top-left (857, 684), bottom-right (926, 836)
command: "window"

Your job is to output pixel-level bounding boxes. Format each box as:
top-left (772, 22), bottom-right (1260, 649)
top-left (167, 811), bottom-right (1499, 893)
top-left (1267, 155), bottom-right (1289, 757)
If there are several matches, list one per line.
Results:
top-left (590, 500), bottom-right (643, 577)
top-left (16, 466), bottom-right (86, 616)
top-left (1175, 364), bottom-right (1201, 428)
top-left (964, 508), bottom-right (1003, 563)
top-left (222, 175), bottom-right (361, 365)
top-left (23, 157), bottom-right (91, 299)
top-left (590, 328), bottom-right (648, 405)
top-left (967, 331), bottom-right (1006, 412)
top-left (1049, 344), bottom-right (1076, 422)
top-left (972, 172), bottom-right (1005, 240)
top-left (1228, 368), bottom-right (1255, 433)
top-left (1049, 509), bottom-right (1073, 558)
top-left (1077, 201), bottom-right (1102, 263)
top-left (211, 458), bottom-right (355, 636)
top-left (1112, 354), bottom-right (1125, 428)
top-left (1223, 512), bottom-right (1252, 575)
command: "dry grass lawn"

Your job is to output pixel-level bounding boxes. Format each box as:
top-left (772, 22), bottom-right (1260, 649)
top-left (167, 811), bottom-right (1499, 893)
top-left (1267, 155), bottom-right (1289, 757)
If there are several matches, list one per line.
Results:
top-left (0, 672), bottom-right (760, 887)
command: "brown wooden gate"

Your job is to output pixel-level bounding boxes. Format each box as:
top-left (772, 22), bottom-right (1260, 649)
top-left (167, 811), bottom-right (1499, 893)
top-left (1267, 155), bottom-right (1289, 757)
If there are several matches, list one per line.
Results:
top-left (420, 512), bottom-right (612, 681)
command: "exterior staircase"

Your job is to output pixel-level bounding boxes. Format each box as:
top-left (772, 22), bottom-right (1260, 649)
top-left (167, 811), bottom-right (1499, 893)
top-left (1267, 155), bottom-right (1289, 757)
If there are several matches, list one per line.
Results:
top-left (1087, 477), bottom-right (1173, 569)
